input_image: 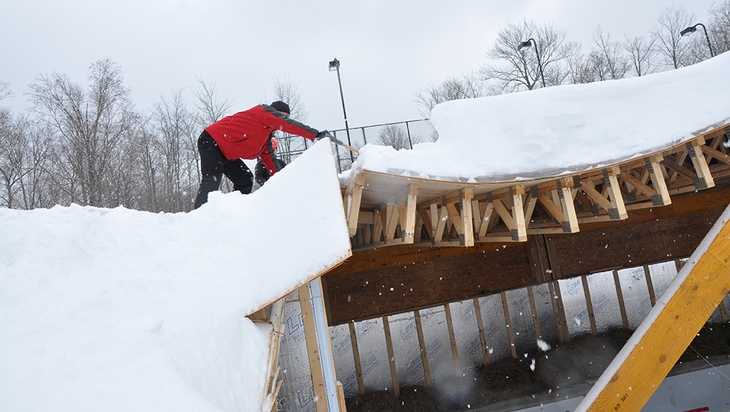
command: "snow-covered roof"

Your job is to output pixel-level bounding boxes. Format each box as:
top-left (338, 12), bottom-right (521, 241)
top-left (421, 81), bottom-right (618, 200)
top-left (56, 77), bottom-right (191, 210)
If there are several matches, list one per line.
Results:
top-left (348, 52), bottom-right (730, 182)
top-left (0, 140), bottom-right (351, 411)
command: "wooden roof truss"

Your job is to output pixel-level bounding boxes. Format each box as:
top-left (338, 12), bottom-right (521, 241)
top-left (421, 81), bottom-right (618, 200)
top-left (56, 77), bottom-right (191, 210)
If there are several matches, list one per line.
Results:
top-left (343, 126), bottom-right (730, 250)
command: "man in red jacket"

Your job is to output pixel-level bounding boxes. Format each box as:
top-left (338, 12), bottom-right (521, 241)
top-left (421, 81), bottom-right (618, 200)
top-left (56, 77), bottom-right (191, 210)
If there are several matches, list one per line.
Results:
top-left (193, 101), bottom-right (326, 209)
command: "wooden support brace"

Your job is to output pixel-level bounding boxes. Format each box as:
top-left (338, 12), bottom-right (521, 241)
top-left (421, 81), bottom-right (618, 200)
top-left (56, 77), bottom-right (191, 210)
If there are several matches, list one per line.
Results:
top-left (401, 184), bottom-right (419, 244)
top-left (577, 205), bottom-right (730, 412)
top-left (645, 155), bottom-right (671, 206)
top-left (460, 188), bottom-right (475, 246)
top-left (297, 285), bottom-right (328, 412)
top-left (686, 139), bottom-right (715, 190)
top-left (602, 167), bottom-right (628, 220)
top-left (384, 202), bottom-right (399, 244)
top-left (345, 173), bottom-right (365, 236)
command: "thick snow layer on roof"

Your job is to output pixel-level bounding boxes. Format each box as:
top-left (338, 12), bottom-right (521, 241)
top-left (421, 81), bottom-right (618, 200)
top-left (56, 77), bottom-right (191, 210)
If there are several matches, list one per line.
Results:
top-left (0, 140), bottom-right (351, 411)
top-left (349, 52), bottom-right (730, 182)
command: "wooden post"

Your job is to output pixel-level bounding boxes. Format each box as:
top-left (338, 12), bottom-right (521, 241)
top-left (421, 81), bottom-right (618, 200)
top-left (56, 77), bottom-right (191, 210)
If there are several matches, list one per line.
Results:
top-left (581, 275), bottom-right (598, 335)
top-left (382, 316), bottom-right (400, 397)
top-left (501, 292), bottom-right (518, 358)
top-left (348, 322), bottom-right (365, 395)
top-left (472, 297), bottom-right (491, 364)
top-left (527, 286), bottom-right (543, 340)
top-left (444, 304), bottom-right (462, 375)
top-left (414, 310), bottom-right (432, 387)
top-left (298, 284), bottom-right (328, 412)
top-left (577, 205), bottom-right (730, 412)
top-left (613, 270), bottom-right (630, 330)
top-left (643, 265), bottom-right (657, 306)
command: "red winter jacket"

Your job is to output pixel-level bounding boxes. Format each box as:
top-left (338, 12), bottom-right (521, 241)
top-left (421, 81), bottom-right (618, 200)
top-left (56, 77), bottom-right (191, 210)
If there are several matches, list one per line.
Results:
top-left (205, 104), bottom-right (319, 175)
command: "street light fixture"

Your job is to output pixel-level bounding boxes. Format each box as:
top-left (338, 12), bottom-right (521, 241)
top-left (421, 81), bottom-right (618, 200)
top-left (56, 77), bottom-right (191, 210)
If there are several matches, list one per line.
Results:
top-left (518, 38), bottom-right (546, 88)
top-left (328, 58), bottom-right (354, 163)
top-left (680, 23), bottom-right (715, 57)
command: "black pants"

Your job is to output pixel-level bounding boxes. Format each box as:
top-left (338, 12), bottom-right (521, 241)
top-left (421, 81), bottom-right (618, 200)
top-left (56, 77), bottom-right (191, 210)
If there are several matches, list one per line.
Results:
top-left (193, 131), bottom-right (253, 209)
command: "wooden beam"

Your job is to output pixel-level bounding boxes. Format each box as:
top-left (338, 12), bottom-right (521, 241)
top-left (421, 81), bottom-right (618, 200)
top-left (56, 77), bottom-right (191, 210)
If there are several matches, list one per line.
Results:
top-left (444, 304), bottom-right (462, 375)
top-left (401, 184), bottom-right (419, 244)
top-left (603, 167), bottom-right (628, 220)
top-left (501, 292), bottom-right (518, 358)
top-left (345, 173), bottom-right (366, 236)
top-left (382, 316), bottom-right (400, 397)
top-left (298, 284), bottom-right (328, 412)
top-left (581, 275), bottom-right (598, 335)
top-left (686, 139), bottom-right (715, 190)
top-left (460, 188), bottom-right (475, 246)
top-left (472, 297), bottom-right (490, 364)
top-left (613, 270), bottom-right (630, 330)
top-left (645, 155), bottom-right (671, 206)
top-left (348, 322), bottom-right (365, 394)
top-left (414, 310), bottom-right (432, 387)
top-left (577, 205), bottom-right (730, 412)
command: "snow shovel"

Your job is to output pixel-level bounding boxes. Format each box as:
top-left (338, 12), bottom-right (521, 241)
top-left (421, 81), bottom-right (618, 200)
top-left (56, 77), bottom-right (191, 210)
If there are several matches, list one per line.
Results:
top-left (324, 131), bottom-right (359, 155)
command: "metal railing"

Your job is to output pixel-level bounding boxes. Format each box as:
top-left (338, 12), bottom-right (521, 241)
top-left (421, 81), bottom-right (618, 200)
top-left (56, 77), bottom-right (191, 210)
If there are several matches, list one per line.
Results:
top-left (274, 118), bottom-right (435, 173)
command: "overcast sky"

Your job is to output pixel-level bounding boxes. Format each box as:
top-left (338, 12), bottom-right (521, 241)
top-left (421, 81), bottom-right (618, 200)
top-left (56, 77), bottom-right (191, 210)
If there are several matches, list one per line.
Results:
top-left (0, 0), bottom-right (717, 131)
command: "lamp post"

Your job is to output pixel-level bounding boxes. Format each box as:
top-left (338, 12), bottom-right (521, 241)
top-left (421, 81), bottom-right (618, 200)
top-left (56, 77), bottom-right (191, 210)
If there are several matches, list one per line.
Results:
top-left (518, 38), bottom-right (546, 88)
top-left (328, 58), bottom-right (354, 162)
top-left (680, 23), bottom-right (715, 58)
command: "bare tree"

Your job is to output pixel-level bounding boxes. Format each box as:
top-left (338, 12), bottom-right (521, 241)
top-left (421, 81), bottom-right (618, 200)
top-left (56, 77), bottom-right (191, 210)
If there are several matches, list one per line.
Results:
top-left (271, 78), bottom-right (310, 164)
top-left (709, 0), bottom-right (730, 54)
top-left (150, 89), bottom-right (198, 212)
top-left (480, 21), bottom-right (578, 93)
top-left (414, 72), bottom-right (484, 118)
top-left (29, 57), bottom-right (139, 207)
top-left (623, 34), bottom-right (657, 76)
top-left (589, 27), bottom-right (630, 80)
top-left (653, 6), bottom-right (702, 69)
top-left (192, 77), bottom-right (233, 127)
top-left (376, 124), bottom-right (422, 150)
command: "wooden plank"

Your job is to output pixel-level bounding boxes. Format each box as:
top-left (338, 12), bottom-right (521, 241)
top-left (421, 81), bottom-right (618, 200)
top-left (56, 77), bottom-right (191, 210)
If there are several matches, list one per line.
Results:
top-left (298, 284), bottom-right (328, 412)
top-left (578, 205), bottom-right (730, 412)
top-left (511, 186), bottom-right (528, 241)
top-left (348, 322), bottom-right (365, 394)
top-left (603, 167), bottom-right (628, 220)
top-left (581, 275), bottom-right (598, 335)
top-left (558, 179), bottom-right (580, 233)
top-left (460, 188), bottom-right (475, 246)
top-left (581, 180), bottom-right (615, 215)
top-left (613, 270), bottom-right (630, 329)
top-left (444, 304), bottom-right (462, 375)
top-left (346, 173), bottom-right (366, 236)
top-left (644, 264), bottom-right (657, 306)
top-left (472, 297), bottom-right (491, 364)
top-left (527, 286), bottom-right (542, 340)
top-left (384, 202), bottom-right (399, 244)
top-left (645, 155), bottom-right (672, 206)
top-left (401, 184), bottom-right (419, 244)
top-left (414, 310), bottom-right (432, 387)
top-left (382, 316), bottom-right (400, 397)
top-left (336, 382), bottom-right (347, 412)
top-left (433, 204), bottom-right (449, 243)
top-left (687, 139), bottom-right (715, 189)
top-left (373, 208), bottom-right (384, 245)
top-left (501, 292), bottom-right (518, 358)
top-left (477, 201), bottom-right (495, 239)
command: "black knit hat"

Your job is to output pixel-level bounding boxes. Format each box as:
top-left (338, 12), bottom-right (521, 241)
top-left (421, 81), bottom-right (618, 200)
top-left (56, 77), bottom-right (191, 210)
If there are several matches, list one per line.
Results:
top-left (270, 101), bottom-right (290, 114)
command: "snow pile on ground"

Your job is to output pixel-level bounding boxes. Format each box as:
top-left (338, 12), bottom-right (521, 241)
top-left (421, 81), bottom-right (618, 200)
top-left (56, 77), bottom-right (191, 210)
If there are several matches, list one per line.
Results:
top-left (350, 51), bottom-right (730, 182)
top-left (0, 140), bottom-right (351, 412)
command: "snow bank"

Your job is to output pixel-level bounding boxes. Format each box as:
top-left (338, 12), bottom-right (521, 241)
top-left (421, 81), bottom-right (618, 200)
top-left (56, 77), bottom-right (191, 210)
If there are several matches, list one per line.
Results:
top-left (350, 52), bottom-right (730, 181)
top-left (0, 140), bottom-right (351, 411)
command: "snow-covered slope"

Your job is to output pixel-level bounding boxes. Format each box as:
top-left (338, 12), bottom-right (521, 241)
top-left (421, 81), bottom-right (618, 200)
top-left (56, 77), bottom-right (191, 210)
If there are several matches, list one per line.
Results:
top-left (0, 140), bottom-right (351, 411)
top-left (350, 52), bottom-right (730, 181)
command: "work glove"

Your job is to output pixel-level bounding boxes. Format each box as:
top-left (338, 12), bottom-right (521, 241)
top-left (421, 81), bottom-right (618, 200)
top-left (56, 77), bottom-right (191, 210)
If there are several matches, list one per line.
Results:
top-left (315, 131), bottom-right (330, 140)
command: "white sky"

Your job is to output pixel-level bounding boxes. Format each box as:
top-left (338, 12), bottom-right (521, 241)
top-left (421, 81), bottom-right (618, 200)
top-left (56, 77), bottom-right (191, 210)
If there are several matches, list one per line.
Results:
top-left (0, 0), bottom-right (717, 130)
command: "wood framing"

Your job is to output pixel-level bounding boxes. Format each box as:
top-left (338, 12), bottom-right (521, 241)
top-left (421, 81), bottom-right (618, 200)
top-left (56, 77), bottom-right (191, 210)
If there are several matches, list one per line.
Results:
top-left (343, 127), bottom-right (730, 251)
